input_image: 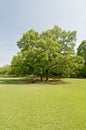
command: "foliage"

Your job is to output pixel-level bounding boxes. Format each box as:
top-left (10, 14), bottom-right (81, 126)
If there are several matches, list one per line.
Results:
top-left (51, 55), bottom-right (84, 78)
top-left (79, 65), bottom-right (86, 77)
top-left (67, 56), bottom-right (84, 77)
top-left (11, 52), bottom-right (30, 76)
top-left (77, 40), bottom-right (86, 77)
top-left (0, 65), bottom-right (11, 76)
top-left (11, 25), bottom-right (77, 81)
top-left (77, 40), bottom-right (86, 60)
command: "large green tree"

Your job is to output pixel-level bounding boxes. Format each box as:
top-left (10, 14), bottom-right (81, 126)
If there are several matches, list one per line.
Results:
top-left (11, 26), bottom-right (77, 81)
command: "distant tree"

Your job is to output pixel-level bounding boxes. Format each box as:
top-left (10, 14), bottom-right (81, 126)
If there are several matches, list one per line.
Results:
top-left (77, 40), bottom-right (86, 77)
top-left (0, 65), bottom-right (11, 75)
top-left (77, 40), bottom-right (86, 62)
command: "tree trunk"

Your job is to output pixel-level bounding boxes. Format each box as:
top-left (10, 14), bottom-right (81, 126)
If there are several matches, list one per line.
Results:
top-left (45, 69), bottom-right (49, 81)
top-left (40, 74), bottom-right (43, 82)
top-left (84, 58), bottom-right (86, 64)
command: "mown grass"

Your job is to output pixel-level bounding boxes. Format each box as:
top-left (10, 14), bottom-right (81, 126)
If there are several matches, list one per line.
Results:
top-left (0, 78), bottom-right (86, 130)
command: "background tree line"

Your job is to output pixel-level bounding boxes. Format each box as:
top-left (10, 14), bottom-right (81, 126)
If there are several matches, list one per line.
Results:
top-left (0, 25), bottom-right (86, 80)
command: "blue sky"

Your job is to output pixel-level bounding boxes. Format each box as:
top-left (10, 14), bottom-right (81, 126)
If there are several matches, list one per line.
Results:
top-left (0, 0), bottom-right (86, 67)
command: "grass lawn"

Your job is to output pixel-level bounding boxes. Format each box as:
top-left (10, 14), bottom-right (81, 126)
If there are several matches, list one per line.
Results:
top-left (0, 78), bottom-right (86, 130)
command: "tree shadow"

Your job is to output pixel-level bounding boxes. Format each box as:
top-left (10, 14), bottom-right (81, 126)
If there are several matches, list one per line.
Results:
top-left (0, 78), bottom-right (68, 85)
top-left (36, 79), bottom-right (68, 85)
top-left (0, 78), bottom-right (32, 85)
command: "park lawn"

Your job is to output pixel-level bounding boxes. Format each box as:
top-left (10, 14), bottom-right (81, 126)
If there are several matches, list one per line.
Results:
top-left (0, 78), bottom-right (86, 130)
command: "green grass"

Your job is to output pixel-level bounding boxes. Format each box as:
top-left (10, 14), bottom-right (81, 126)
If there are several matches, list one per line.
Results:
top-left (0, 78), bottom-right (86, 130)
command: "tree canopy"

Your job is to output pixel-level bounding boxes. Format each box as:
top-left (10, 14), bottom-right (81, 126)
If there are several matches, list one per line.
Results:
top-left (10, 25), bottom-right (84, 81)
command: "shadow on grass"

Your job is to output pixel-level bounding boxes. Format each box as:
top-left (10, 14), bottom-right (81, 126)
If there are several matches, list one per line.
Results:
top-left (0, 78), bottom-right (32, 85)
top-left (0, 77), bottom-right (68, 85)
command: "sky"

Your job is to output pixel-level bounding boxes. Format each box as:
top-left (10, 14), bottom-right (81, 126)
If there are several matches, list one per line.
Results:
top-left (0, 0), bottom-right (86, 67)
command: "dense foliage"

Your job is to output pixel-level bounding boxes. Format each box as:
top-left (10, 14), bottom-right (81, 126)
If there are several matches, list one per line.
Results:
top-left (1, 25), bottom-right (85, 80)
top-left (77, 40), bottom-right (86, 77)
top-left (0, 65), bottom-right (11, 76)
top-left (77, 40), bottom-right (86, 60)
top-left (10, 26), bottom-right (84, 80)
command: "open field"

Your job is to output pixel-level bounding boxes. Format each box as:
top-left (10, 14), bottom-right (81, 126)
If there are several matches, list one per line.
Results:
top-left (0, 78), bottom-right (86, 130)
